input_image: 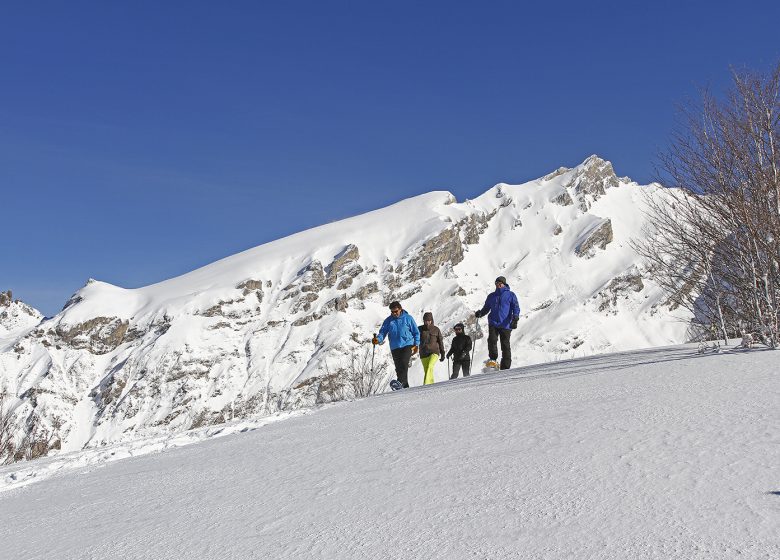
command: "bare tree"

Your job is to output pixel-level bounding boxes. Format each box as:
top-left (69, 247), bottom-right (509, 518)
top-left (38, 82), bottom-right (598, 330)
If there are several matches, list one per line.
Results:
top-left (0, 391), bottom-right (16, 464)
top-left (637, 62), bottom-right (780, 346)
top-left (320, 347), bottom-right (391, 401)
top-left (344, 347), bottom-right (391, 398)
top-left (0, 392), bottom-right (63, 464)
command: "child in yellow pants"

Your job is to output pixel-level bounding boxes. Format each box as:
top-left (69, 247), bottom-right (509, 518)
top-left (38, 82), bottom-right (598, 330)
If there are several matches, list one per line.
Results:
top-left (418, 312), bottom-right (444, 385)
top-left (420, 353), bottom-right (438, 385)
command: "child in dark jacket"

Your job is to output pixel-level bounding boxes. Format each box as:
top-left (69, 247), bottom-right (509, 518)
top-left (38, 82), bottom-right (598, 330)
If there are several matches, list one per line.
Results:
top-left (446, 323), bottom-right (473, 378)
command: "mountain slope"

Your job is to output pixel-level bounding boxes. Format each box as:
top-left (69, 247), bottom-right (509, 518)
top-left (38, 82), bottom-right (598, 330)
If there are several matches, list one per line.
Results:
top-left (0, 156), bottom-right (693, 455)
top-left (1, 344), bottom-right (777, 559)
top-left (0, 291), bottom-right (42, 342)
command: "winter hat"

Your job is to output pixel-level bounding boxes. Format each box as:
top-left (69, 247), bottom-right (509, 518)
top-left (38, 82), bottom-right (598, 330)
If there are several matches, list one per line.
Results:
top-left (422, 311), bottom-right (434, 323)
top-left (495, 276), bottom-right (507, 285)
top-left (454, 322), bottom-right (465, 330)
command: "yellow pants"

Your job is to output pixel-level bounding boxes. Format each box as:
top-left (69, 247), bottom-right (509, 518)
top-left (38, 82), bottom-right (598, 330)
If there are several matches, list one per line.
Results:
top-left (420, 354), bottom-right (438, 385)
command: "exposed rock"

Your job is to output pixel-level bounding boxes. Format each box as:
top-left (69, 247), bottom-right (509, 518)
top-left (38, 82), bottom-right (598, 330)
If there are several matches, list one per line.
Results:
top-left (532, 299), bottom-right (555, 311)
top-left (0, 290), bottom-right (12, 307)
top-left (575, 219), bottom-right (614, 258)
top-left (293, 260), bottom-right (326, 293)
top-left (292, 292), bottom-right (320, 313)
top-left (553, 224), bottom-right (563, 236)
top-left (597, 268), bottom-right (645, 313)
top-left (551, 190), bottom-right (574, 206)
top-left (405, 226), bottom-right (464, 282)
top-left (568, 155), bottom-right (620, 210)
top-left (54, 317), bottom-right (130, 355)
top-left (352, 282), bottom-right (379, 301)
top-left (451, 286), bottom-right (467, 297)
top-left (543, 167), bottom-right (570, 181)
top-left (326, 295), bottom-right (349, 313)
top-left (386, 284), bottom-right (422, 305)
top-left (236, 280), bottom-right (264, 303)
top-left (461, 211), bottom-right (496, 245)
top-left (292, 295), bottom-right (348, 326)
top-left (325, 245), bottom-right (363, 288)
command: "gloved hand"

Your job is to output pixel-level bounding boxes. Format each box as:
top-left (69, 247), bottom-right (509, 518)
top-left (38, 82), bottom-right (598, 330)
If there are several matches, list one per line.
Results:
top-left (411, 345), bottom-right (418, 355)
top-left (372, 336), bottom-right (379, 345)
top-left (440, 355), bottom-right (445, 362)
top-left (510, 317), bottom-right (518, 329)
top-left (474, 310), bottom-right (483, 318)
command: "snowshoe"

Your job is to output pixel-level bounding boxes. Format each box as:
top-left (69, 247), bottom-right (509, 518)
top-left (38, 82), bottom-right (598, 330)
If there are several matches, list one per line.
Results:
top-left (389, 379), bottom-right (403, 391)
top-left (482, 360), bottom-right (499, 373)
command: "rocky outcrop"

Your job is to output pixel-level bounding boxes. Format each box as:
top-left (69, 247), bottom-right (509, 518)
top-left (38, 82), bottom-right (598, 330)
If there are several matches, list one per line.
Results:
top-left (575, 219), bottom-right (614, 258)
top-left (551, 190), bottom-right (574, 206)
top-left (326, 245), bottom-right (364, 289)
top-left (236, 279), bottom-right (264, 303)
top-left (405, 226), bottom-right (464, 282)
top-left (293, 295), bottom-right (349, 326)
top-left (568, 155), bottom-right (620, 211)
top-left (596, 268), bottom-right (645, 313)
top-left (352, 282), bottom-right (379, 301)
top-left (543, 167), bottom-right (570, 181)
top-left (52, 317), bottom-right (131, 355)
top-left (0, 290), bottom-right (43, 337)
top-left (461, 211), bottom-right (496, 245)
top-left (298, 260), bottom-right (326, 293)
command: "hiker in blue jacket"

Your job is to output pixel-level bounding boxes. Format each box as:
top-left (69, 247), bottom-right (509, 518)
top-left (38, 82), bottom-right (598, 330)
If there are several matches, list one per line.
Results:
top-left (475, 276), bottom-right (520, 370)
top-left (373, 300), bottom-right (420, 388)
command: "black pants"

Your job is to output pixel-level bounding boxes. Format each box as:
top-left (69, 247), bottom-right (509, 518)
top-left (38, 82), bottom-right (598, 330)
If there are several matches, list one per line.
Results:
top-left (391, 345), bottom-right (413, 388)
top-left (488, 325), bottom-right (512, 370)
top-left (450, 360), bottom-right (471, 379)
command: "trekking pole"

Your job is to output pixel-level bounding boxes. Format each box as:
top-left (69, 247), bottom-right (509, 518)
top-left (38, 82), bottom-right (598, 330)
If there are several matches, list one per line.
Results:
top-left (470, 318), bottom-right (479, 373)
top-left (371, 333), bottom-right (377, 373)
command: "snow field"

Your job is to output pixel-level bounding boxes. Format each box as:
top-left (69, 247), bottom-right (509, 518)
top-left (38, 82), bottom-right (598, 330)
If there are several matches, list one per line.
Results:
top-left (1, 343), bottom-right (778, 559)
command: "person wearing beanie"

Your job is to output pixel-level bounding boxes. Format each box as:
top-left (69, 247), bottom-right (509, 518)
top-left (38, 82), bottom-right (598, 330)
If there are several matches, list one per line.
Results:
top-left (418, 311), bottom-right (444, 385)
top-left (475, 276), bottom-right (520, 370)
top-left (446, 322), bottom-right (473, 378)
top-left (373, 301), bottom-right (420, 388)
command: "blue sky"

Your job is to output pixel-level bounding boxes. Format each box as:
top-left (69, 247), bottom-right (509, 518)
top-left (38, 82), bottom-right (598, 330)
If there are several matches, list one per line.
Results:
top-left (3, 1), bottom-right (779, 316)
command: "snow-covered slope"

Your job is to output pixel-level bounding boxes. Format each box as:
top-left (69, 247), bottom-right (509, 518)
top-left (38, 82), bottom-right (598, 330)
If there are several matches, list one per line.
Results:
top-left (1, 344), bottom-right (777, 559)
top-left (0, 156), bottom-right (692, 455)
top-left (0, 290), bottom-right (42, 342)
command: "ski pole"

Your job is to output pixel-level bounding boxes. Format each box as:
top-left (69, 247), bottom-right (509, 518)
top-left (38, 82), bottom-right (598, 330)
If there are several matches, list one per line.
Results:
top-left (371, 332), bottom-right (377, 373)
top-left (470, 318), bottom-right (478, 373)
top-left (447, 356), bottom-right (450, 379)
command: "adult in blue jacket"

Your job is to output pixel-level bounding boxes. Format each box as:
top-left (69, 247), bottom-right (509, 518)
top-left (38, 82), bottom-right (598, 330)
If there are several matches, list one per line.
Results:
top-left (475, 276), bottom-right (520, 370)
top-left (373, 300), bottom-right (420, 388)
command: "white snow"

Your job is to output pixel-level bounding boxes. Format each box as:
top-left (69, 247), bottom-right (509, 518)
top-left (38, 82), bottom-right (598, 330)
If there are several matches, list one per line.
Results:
top-left (2, 342), bottom-right (778, 559)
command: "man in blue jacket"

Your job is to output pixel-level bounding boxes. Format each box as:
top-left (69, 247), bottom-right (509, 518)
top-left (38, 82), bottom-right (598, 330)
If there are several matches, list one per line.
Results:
top-left (373, 301), bottom-right (420, 388)
top-left (475, 276), bottom-right (520, 370)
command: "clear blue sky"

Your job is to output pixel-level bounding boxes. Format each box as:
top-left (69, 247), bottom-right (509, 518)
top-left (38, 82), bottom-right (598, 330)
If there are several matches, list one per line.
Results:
top-left (3, 1), bottom-right (779, 316)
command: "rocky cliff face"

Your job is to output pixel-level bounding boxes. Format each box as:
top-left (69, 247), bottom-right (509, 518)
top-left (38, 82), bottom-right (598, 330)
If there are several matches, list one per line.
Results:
top-left (0, 156), bottom-right (692, 461)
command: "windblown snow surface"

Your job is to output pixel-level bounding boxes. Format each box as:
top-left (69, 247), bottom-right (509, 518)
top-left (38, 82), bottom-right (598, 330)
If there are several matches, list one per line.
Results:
top-left (2, 342), bottom-right (778, 559)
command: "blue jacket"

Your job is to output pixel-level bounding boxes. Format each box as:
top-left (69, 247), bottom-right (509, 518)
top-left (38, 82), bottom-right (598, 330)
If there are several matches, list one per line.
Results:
top-left (478, 284), bottom-right (520, 329)
top-left (377, 310), bottom-right (421, 350)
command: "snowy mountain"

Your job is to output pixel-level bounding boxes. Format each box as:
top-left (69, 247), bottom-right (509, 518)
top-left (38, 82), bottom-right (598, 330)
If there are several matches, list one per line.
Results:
top-left (1, 343), bottom-right (777, 559)
top-left (0, 290), bottom-right (42, 341)
top-left (0, 155), bottom-right (693, 457)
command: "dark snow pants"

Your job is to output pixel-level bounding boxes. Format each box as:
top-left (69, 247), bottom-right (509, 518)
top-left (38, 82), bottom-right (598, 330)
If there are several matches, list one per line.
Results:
top-left (488, 325), bottom-right (512, 370)
top-left (391, 345), bottom-right (413, 388)
top-left (450, 360), bottom-right (471, 379)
